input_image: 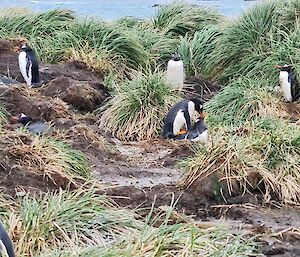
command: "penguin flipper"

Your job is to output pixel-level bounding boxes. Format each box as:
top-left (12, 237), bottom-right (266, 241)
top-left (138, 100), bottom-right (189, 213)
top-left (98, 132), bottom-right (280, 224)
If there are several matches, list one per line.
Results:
top-left (183, 109), bottom-right (191, 131)
top-left (26, 58), bottom-right (32, 85)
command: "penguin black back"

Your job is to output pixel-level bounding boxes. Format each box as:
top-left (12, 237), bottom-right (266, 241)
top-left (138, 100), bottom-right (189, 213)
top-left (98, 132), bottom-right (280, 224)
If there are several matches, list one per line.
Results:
top-left (0, 222), bottom-right (15, 257)
top-left (289, 71), bottom-right (300, 101)
top-left (277, 64), bottom-right (300, 101)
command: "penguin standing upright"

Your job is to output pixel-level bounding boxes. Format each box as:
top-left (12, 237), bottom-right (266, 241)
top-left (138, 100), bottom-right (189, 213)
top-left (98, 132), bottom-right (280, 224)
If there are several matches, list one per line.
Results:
top-left (162, 98), bottom-right (204, 139)
top-left (166, 53), bottom-right (185, 90)
top-left (0, 222), bottom-right (15, 257)
top-left (276, 64), bottom-right (300, 102)
top-left (18, 44), bottom-right (40, 87)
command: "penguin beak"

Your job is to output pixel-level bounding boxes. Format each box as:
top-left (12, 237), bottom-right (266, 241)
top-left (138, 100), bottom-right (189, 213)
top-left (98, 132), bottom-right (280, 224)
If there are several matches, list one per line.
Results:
top-left (200, 112), bottom-right (206, 119)
top-left (274, 65), bottom-right (282, 69)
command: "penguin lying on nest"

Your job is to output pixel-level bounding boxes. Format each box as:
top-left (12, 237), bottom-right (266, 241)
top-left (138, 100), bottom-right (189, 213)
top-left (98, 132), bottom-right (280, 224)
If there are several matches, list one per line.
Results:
top-left (173, 114), bottom-right (208, 144)
top-left (166, 53), bottom-right (185, 90)
top-left (162, 98), bottom-right (208, 143)
top-left (276, 64), bottom-right (300, 102)
top-left (10, 113), bottom-right (51, 135)
top-left (0, 222), bottom-right (15, 257)
top-left (18, 44), bottom-right (41, 88)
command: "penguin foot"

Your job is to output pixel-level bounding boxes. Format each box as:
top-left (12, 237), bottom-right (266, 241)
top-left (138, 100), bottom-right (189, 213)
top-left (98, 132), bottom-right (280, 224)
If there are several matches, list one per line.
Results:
top-left (30, 82), bottom-right (43, 88)
top-left (177, 129), bottom-right (187, 135)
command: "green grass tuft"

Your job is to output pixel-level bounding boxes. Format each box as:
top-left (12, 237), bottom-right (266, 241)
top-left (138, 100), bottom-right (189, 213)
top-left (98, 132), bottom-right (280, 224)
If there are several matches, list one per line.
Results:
top-left (152, 3), bottom-right (222, 36)
top-left (98, 68), bottom-right (180, 141)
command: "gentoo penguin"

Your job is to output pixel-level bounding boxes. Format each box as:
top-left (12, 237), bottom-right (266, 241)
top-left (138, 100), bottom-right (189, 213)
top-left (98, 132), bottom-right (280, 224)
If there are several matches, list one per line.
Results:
top-left (173, 115), bottom-right (208, 144)
top-left (166, 53), bottom-right (185, 90)
top-left (276, 64), bottom-right (300, 102)
top-left (0, 222), bottom-right (15, 257)
top-left (162, 98), bottom-right (204, 139)
top-left (11, 113), bottom-right (51, 135)
top-left (18, 44), bottom-right (40, 87)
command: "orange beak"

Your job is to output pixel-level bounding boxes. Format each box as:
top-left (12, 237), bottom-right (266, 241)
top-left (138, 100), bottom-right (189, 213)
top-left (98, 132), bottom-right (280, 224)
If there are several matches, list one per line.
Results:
top-left (200, 112), bottom-right (206, 119)
top-left (274, 65), bottom-right (281, 69)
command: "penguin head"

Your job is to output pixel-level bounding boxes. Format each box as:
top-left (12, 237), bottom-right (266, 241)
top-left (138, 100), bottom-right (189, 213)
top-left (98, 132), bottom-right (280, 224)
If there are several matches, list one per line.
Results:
top-left (12, 113), bottom-right (33, 125)
top-left (276, 64), bottom-right (292, 73)
top-left (171, 53), bottom-right (181, 61)
top-left (190, 97), bottom-right (204, 114)
top-left (20, 44), bottom-right (33, 53)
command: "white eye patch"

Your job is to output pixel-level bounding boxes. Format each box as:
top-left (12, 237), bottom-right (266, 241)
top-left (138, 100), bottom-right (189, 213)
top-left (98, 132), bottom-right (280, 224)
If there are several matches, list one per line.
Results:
top-left (200, 105), bottom-right (203, 109)
top-left (20, 113), bottom-right (27, 118)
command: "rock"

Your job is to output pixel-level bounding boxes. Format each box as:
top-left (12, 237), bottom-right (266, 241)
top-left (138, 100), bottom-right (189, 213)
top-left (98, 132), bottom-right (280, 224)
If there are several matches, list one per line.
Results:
top-left (0, 75), bottom-right (20, 86)
top-left (40, 76), bottom-right (109, 111)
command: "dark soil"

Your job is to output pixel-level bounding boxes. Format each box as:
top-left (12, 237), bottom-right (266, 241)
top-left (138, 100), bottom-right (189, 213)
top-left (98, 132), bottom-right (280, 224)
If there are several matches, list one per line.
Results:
top-left (185, 75), bottom-right (222, 101)
top-left (0, 39), bottom-right (299, 256)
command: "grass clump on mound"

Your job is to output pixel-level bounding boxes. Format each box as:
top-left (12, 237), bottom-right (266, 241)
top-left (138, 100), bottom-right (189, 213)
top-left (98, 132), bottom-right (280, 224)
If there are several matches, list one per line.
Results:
top-left (206, 77), bottom-right (287, 126)
top-left (4, 131), bottom-right (90, 183)
top-left (152, 3), bottom-right (222, 36)
top-left (99, 68), bottom-right (180, 141)
top-left (2, 188), bottom-right (140, 256)
top-left (181, 118), bottom-right (300, 204)
top-left (178, 25), bottom-right (222, 77)
top-left (36, 203), bottom-right (258, 256)
top-left (0, 9), bottom-right (75, 39)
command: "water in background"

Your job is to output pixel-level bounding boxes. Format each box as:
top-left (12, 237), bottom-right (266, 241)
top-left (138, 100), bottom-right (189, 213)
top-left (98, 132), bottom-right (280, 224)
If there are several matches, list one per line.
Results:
top-left (0, 0), bottom-right (259, 20)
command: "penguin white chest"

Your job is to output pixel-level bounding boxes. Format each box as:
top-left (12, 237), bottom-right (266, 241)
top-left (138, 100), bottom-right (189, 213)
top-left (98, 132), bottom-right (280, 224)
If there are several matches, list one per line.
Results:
top-left (187, 101), bottom-right (195, 120)
top-left (191, 129), bottom-right (209, 144)
top-left (279, 71), bottom-right (292, 102)
top-left (18, 52), bottom-right (32, 86)
top-left (173, 110), bottom-right (186, 135)
top-left (166, 60), bottom-right (185, 90)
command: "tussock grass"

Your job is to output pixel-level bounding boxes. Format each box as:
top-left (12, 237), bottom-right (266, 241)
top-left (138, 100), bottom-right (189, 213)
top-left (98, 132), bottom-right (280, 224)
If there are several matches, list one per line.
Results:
top-left (178, 25), bottom-right (222, 77)
top-left (181, 118), bottom-right (300, 204)
top-left (98, 68), bottom-right (180, 141)
top-left (206, 1), bottom-right (281, 83)
top-left (0, 9), bottom-right (75, 38)
top-left (206, 77), bottom-right (287, 126)
top-left (3, 188), bottom-right (140, 256)
top-left (4, 131), bottom-right (90, 183)
top-left (36, 201), bottom-right (257, 257)
top-left (152, 3), bottom-right (222, 36)
top-left (122, 22), bottom-right (177, 66)
top-left (0, 100), bottom-right (8, 126)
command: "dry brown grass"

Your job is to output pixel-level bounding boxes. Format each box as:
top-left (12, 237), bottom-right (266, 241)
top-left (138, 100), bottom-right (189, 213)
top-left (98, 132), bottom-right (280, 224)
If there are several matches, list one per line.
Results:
top-left (66, 46), bottom-right (126, 75)
top-left (2, 129), bottom-right (90, 185)
top-left (179, 119), bottom-right (300, 204)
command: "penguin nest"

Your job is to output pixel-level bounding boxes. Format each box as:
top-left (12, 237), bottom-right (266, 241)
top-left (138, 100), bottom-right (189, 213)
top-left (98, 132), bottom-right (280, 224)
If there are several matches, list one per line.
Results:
top-left (179, 119), bottom-right (300, 204)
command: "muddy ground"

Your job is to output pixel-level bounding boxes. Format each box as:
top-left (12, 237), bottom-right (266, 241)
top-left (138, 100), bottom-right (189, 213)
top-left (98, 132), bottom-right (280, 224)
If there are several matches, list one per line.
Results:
top-left (0, 39), bottom-right (299, 256)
